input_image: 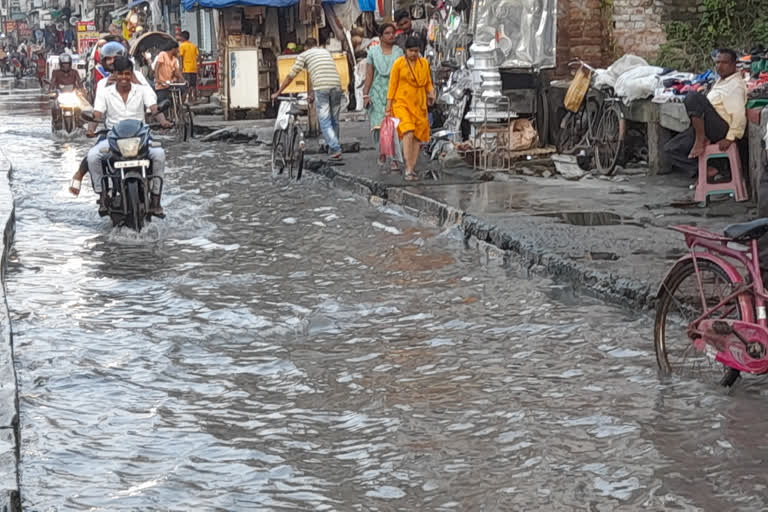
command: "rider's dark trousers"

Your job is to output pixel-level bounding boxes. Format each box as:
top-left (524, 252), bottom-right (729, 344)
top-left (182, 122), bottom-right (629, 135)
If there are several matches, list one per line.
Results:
top-left (663, 92), bottom-right (730, 176)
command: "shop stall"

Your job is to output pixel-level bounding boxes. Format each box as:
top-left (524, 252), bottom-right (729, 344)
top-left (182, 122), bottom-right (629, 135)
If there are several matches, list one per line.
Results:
top-left (183, 0), bottom-right (350, 120)
top-left (425, 0), bottom-right (557, 171)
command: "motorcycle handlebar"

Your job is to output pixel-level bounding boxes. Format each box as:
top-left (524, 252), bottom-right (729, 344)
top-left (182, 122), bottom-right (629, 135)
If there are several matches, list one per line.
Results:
top-left (87, 124), bottom-right (174, 137)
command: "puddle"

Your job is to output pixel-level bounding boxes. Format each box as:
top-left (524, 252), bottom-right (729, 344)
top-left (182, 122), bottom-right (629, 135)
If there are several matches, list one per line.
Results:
top-left (534, 211), bottom-right (625, 226)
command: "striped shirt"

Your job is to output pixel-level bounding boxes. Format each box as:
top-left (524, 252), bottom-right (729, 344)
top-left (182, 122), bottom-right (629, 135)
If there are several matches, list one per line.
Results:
top-left (289, 47), bottom-right (341, 91)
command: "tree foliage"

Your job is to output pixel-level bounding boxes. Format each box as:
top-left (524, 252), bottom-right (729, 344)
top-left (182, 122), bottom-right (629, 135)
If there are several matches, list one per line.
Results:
top-left (656, 0), bottom-right (768, 71)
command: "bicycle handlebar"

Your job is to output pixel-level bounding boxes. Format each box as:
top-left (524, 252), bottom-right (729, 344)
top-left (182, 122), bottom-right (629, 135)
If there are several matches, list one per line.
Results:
top-left (567, 59), bottom-right (597, 73)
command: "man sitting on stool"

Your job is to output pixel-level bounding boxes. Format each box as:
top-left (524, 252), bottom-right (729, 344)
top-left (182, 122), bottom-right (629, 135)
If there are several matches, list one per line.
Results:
top-left (664, 49), bottom-right (747, 180)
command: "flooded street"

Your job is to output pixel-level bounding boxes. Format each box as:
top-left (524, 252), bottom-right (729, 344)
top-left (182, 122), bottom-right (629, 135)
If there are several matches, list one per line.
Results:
top-left (3, 91), bottom-right (768, 511)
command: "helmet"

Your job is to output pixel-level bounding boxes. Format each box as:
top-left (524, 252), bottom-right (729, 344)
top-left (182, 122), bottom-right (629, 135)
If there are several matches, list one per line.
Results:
top-left (59, 54), bottom-right (72, 64)
top-left (100, 41), bottom-right (126, 58)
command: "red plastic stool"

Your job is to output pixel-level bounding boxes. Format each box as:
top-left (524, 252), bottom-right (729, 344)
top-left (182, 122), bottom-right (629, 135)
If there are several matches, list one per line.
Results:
top-left (694, 143), bottom-right (748, 204)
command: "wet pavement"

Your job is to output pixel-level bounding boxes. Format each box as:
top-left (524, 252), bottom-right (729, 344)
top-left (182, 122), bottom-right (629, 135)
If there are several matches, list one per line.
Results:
top-left (3, 91), bottom-right (768, 510)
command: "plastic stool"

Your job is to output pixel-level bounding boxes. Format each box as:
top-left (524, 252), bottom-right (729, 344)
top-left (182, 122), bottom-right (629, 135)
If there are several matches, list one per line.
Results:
top-left (694, 143), bottom-right (748, 204)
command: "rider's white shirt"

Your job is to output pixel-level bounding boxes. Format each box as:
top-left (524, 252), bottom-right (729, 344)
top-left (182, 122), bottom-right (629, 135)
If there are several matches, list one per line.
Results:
top-left (96, 68), bottom-right (155, 102)
top-left (94, 83), bottom-right (156, 129)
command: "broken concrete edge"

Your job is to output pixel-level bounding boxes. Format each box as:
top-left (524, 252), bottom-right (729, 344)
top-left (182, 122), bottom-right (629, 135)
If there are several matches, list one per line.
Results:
top-left (0, 147), bottom-right (19, 512)
top-left (308, 160), bottom-right (657, 311)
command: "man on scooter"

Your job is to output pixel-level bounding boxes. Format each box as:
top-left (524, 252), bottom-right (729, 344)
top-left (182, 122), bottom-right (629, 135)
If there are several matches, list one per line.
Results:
top-left (86, 57), bottom-right (170, 216)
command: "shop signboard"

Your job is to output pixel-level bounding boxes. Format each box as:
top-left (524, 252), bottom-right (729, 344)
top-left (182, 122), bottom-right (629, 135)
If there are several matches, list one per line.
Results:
top-left (76, 21), bottom-right (99, 53)
top-left (18, 22), bottom-right (33, 40)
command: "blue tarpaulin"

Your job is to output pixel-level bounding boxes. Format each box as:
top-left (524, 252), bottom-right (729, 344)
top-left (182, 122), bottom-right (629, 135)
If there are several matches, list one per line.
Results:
top-left (182, 0), bottom-right (344, 9)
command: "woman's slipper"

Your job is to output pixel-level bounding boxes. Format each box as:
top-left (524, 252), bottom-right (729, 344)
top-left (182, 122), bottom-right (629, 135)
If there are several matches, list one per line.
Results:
top-left (69, 178), bottom-right (81, 197)
top-left (404, 171), bottom-right (419, 181)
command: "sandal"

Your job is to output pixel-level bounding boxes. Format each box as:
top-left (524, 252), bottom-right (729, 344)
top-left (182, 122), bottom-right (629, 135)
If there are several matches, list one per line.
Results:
top-left (404, 170), bottom-right (419, 181)
top-left (69, 178), bottom-right (81, 197)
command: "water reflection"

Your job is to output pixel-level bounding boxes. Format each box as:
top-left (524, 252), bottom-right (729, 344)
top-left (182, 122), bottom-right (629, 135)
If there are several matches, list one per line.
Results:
top-left (3, 96), bottom-right (768, 510)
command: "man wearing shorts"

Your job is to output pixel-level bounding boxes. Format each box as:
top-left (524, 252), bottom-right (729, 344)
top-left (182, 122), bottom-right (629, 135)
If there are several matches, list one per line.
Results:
top-left (178, 31), bottom-right (200, 103)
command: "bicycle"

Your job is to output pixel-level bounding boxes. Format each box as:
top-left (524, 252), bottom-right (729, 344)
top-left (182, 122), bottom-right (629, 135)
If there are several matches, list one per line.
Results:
top-left (271, 96), bottom-right (305, 180)
top-left (162, 82), bottom-right (194, 142)
top-left (655, 219), bottom-right (768, 387)
top-left (557, 59), bottom-right (625, 176)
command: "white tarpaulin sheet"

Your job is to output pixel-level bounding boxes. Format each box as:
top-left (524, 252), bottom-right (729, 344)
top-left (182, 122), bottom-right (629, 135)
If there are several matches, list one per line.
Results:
top-left (471, 0), bottom-right (556, 69)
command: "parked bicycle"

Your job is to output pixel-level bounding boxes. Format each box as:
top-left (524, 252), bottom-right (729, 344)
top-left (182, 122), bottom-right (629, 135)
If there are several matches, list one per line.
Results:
top-left (655, 219), bottom-right (768, 387)
top-left (161, 82), bottom-right (194, 142)
top-left (557, 59), bottom-right (625, 176)
top-left (271, 96), bottom-right (305, 180)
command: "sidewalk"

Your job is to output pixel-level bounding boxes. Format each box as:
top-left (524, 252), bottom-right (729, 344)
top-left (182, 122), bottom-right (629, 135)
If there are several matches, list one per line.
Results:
top-left (194, 113), bottom-right (755, 310)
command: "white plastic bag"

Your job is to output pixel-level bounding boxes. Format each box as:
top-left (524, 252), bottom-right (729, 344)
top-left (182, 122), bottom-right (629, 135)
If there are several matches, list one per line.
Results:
top-left (274, 101), bottom-right (291, 131)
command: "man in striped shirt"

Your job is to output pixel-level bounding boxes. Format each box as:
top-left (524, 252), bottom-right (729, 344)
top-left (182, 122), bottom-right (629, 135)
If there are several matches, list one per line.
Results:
top-left (273, 38), bottom-right (343, 159)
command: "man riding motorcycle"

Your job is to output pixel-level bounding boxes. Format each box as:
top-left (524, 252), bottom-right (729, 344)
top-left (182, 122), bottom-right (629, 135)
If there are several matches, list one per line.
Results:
top-left (49, 54), bottom-right (86, 129)
top-left (70, 43), bottom-right (157, 197)
top-left (85, 56), bottom-right (170, 216)
top-left (50, 54), bottom-right (83, 91)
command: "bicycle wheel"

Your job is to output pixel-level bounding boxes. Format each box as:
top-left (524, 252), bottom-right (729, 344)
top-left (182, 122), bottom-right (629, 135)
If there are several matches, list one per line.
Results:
top-left (556, 99), bottom-right (597, 154)
top-left (655, 259), bottom-right (748, 387)
top-left (173, 103), bottom-right (187, 142)
top-left (288, 126), bottom-right (304, 180)
top-left (556, 112), bottom-right (578, 153)
top-left (183, 104), bottom-right (195, 140)
top-left (594, 102), bottom-right (624, 176)
top-left (271, 129), bottom-right (287, 176)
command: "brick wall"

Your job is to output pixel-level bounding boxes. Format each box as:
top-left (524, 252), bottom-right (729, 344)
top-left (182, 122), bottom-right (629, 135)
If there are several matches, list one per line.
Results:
top-left (555, 0), bottom-right (703, 74)
top-left (556, 0), bottom-right (604, 73)
top-left (611, 0), bottom-right (666, 59)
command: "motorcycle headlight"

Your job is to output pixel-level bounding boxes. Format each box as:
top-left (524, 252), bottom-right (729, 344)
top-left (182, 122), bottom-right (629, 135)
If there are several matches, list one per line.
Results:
top-left (116, 137), bottom-right (141, 158)
top-left (57, 92), bottom-right (79, 108)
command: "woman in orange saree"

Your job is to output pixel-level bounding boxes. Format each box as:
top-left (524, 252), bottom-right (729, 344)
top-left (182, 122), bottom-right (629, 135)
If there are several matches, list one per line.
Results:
top-left (385, 37), bottom-right (435, 180)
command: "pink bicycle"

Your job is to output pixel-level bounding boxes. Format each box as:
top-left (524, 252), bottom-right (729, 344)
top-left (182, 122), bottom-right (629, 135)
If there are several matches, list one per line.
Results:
top-left (655, 219), bottom-right (768, 387)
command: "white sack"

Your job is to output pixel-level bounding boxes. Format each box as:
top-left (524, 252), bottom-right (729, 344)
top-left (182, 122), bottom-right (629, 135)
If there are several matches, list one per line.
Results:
top-left (593, 54), bottom-right (649, 89)
top-left (614, 65), bottom-right (664, 104)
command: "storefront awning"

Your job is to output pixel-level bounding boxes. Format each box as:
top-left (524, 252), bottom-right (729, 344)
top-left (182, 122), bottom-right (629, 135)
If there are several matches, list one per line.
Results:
top-left (182, 0), bottom-right (344, 10)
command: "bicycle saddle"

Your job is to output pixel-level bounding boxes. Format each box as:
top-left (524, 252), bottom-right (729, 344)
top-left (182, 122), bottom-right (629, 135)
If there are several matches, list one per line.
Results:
top-left (723, 218), bottom-right (768, 241)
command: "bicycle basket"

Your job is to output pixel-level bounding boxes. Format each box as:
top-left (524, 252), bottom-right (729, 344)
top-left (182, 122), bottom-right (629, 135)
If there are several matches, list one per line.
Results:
top-left (564, 65), bottom-right (592, 113)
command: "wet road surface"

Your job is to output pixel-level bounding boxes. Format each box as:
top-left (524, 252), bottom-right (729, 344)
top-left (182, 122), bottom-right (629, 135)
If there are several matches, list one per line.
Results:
top-left (3, 91), bottom-right (768, 511)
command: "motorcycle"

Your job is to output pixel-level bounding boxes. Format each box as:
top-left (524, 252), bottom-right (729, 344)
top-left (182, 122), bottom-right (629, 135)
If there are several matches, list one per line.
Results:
top-left (87, 118), bottom-right (164, 232)
top-left (50, 85), bottom-right (83, 134)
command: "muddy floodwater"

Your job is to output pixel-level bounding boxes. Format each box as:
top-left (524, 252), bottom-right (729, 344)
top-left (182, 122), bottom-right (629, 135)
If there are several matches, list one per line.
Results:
top-left (2, 91), bottom-right (768, 511)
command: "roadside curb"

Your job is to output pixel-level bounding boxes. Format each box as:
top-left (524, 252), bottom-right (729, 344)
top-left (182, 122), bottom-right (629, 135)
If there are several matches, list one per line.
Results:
top-left (308, 160), bottom-right (656, 310)
top-left (0, 147), bottom-right (18, 512)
